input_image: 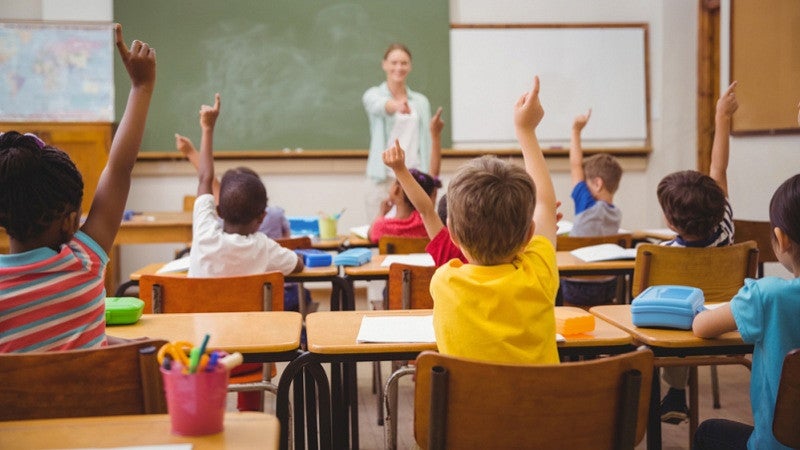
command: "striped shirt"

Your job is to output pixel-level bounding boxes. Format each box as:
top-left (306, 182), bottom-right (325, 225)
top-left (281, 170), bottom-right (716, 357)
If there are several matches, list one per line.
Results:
top-left (0, 231), bottom-right (108, 352)
top-left (661, 202), bottom-right (734, 248)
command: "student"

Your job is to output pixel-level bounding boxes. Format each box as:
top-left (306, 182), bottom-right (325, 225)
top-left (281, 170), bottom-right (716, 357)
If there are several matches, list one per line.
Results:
top-left (188, 93), bottom-right (302, 411)
top-left (175, 134), bottom-right (290, 239)
top-left (0, 24), bottom-right (155, 351)
top-left (430, 76), bottom-right (560, 365)
top-left (568, 109), bottom-right (623, 237)
top-left (692, 172), bottom-right (800, 450)
top-left (367, 164), bottom-right (440, 244)
top-left (657, 81), bottom-right (739, 424)
top-left (382, 109), bottom-right (467, 266)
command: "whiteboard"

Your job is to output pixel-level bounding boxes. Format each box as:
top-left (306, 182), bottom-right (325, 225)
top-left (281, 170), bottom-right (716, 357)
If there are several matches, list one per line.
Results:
top-left (450, 26), bottom-right (648, 149)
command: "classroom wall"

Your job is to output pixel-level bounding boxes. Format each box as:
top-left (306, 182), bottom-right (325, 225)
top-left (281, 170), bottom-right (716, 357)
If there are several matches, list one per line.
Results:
top-left (3, 0), bottom-right (795, 278)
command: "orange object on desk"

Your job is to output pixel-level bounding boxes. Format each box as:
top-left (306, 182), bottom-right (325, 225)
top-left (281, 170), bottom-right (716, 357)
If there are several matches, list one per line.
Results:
top-left (555, 307), bottom-right (596, 335)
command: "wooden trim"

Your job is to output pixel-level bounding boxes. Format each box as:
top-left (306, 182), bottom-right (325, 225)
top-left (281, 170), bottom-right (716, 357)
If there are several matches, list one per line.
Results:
top-left (450, 23), bottom-right (649, 29)
top-left (697, 0), bottom-right (720, 174)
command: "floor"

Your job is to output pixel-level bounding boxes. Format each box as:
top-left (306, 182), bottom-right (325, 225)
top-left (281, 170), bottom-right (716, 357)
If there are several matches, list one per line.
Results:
top-left (235, 285), bottom-right (755, 450)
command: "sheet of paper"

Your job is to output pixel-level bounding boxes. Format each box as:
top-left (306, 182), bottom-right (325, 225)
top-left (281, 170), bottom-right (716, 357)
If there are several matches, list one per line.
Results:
top-left (380, 253), bottom-right (435, 267)
top-left (570, 243), bottom-right (637, 262)
top-left (349, 224), bottom-right (370, 239)
top-left (557, 220), bottom-right (573, 235)
top-left (155, 255), bottom-right (190, 274)
top-left (357, 315), bottom-right (436, 343)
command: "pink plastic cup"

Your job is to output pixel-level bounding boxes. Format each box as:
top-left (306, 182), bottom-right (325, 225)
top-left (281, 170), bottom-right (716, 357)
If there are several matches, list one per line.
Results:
top-left (161, 364), bottom-right (228, 436)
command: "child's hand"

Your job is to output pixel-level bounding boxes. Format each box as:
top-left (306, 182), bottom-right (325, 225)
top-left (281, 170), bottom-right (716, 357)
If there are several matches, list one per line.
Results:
top-left (514, 76), bottom-right (545, 131)
top-left (114, 24), bottom-right (155, 91)
top-left (573, 108), bottom-right (592, 131)
top-left (379, 198), bottom-right (394, 216)
top-left (555, 199), bottom-right (564, 222)
top-left (382, 139), bottom-right (407, 171)
top-left (175, 133), bottom-right (195, 156)
top-left (716, 81), bottom-right (739, 119)
top-left (430, 106), bottom-right (444, 136)
top-left (199, 93), bottom-right (221, 130)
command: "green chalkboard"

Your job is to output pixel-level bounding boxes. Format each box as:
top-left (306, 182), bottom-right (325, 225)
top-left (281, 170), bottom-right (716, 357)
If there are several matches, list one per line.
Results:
top-left (114, 0), bottom-right (451, 152)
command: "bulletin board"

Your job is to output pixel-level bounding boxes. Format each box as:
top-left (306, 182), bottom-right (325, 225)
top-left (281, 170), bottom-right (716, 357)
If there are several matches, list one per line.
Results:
top-left (730, 0), bottom-right (800, 135)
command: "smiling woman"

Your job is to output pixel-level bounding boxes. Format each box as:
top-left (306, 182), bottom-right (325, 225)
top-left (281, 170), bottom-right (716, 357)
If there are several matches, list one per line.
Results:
top-left (362, 43), bottom-right (432, 222)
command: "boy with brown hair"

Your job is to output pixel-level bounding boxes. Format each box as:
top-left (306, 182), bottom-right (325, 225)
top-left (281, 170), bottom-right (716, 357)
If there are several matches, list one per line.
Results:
top-left (657, 81), bottom-right (739, 424)
top-left (430, 76), bottom-right (560, 365)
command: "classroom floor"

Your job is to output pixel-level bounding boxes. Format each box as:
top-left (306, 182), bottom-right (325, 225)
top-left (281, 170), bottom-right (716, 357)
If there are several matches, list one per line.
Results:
top-left (234, 285), bottom-right (754, 450)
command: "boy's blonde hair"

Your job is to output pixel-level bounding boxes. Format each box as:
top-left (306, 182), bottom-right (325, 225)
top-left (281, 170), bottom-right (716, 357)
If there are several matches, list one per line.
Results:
top-left (584, 153), bottom-right (623, 194)
top-left (447, 155), bottom-right (535, 265)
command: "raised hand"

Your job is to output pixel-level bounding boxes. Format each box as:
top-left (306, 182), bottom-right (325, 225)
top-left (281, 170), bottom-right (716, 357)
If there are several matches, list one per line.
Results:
top-left (382, 139), bottom-right (407, 171)
top-left (430, 106), bottom-right (444, 135)
top-left (514, 76), bottom-right (544, 131)
top-left (199, 93), bottom-right (221, 130)
top-left (573, 108), bottom-right (592, 131)
top-left (716, 81), bottom-right (739, 119)
top-left (175, 133), bottom-right (196, 157)
top-left (114, 23), bottom-right (155, 90)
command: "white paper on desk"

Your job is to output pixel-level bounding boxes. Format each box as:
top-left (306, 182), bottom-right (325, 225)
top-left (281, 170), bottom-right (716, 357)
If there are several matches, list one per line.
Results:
top-left (556, 333), bottom-right (565, 343)
top-left (155, 255), bottom-right (190, 274)
top-left (350, 224), bottom-right (370, 239)
top-left (557, 220), bottom-right (573, 235)
top-left (570, 244), bottom-right (637, 262)
top-left (357, 315), bottom-right (436, 343)
top-left (380, 253), bottom-right (435, 267)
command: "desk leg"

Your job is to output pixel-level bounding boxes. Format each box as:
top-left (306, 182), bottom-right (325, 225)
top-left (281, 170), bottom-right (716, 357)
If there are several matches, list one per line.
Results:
top-left (330, 362), bottom-right (347, 449)
top-left (647, 366), bottom-right (662, 450)
top-left (277, 353), bottom-right (332, 450)
top-left (348, 362), bottom-right (360, 449)
top-left (293, 370), bottom-right (306, 449)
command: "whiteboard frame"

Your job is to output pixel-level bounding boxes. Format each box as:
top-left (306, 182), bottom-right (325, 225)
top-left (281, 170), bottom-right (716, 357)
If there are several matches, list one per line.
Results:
top-left (449, 23), bottom-right (651, 152)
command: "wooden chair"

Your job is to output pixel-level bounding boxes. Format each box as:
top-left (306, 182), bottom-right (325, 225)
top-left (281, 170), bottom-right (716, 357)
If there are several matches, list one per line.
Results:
top-left (0, 339), bottom-right (168, 421)
top-left (379, 263), bottom-right (436, 444)
top-left (733, 219), bottom-right (778, 278)
top-left (378, 235), bottom-right (431, 255)
top-left (557, 233), bottom-right (633, 306)
top-left (138, 272), bottom-right (285, 410)
top-left (773, 348), bottom-right (800, 448)
top-left (413, 348), bottom-right (654, 449)
top-left (631, 241), bottom-right (759, 444)
top-left (275, 236), bottom-right (313, 250)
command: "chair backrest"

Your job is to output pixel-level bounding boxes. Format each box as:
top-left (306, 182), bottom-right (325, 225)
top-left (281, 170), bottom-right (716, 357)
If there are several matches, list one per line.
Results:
top-left (182, 194), bottom-right (196, 212)
top-left (379, 235), bottom-right (431, 255)
top-left (0, 339), bottom-right (168, 421)
top-left (556, 233), bottom-right (633, 251)
top-left (387, 263), bottom-right (436, 310)
top-left (414, 348), bottom-right (654, 449)
top-left (138, 272), bottom-right (285, 314)
top-left (275, 236), bottom-right (312, 250)
top-left (733, 219), bottom-right (778, 277)
top-left (631, 241), bottom-right (759, 303)
top-left (773, 348), bottom-right (800, 448)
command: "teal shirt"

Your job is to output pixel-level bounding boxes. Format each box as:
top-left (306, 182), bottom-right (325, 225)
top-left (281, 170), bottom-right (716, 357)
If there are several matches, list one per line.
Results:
top-left (362, 82), bottom-right (431, 182)
top-left (731, 276), bottom-right (800, 450)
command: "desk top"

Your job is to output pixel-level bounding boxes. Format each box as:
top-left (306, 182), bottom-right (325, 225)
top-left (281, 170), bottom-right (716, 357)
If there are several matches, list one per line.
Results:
top-left (343, 252), bottom-right (636, 278)
top-left (129, 262), bottom-right (339, 281)
top-left (304, 307), bottom-right (631, 355)
top-left (107, 311), bottom-right (302, 354)
top-left (0, 412), bottom-right (278, 450)
top-left (590, 304), bottom-right (744, 349)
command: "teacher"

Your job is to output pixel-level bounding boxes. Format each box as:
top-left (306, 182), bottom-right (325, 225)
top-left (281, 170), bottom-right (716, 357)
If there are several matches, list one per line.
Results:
top-left (362, 43), bottom-right (432, 219)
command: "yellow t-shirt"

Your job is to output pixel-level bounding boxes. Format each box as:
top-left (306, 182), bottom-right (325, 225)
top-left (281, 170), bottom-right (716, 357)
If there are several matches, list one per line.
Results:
top-left (430, 235), bottom-right (560, 365)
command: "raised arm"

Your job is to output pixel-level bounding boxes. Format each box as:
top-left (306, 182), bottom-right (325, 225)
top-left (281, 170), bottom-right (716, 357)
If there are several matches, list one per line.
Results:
top-left (569, 109), bottom-right (591, 185)
top-left (176, 134), bottom-right (221, 201)
top-left (197, 93), bottom-right (220, 197)
top-left (82, 24), bottom-right (155, 252)
top-left (709, 81), bottom-right (738, 197)
top-left (514, 76), bottom-right (557, 246)
top-left (383, 140), bottom-right (444, 239)
top-left (429, 106), bottom-right (444, 178)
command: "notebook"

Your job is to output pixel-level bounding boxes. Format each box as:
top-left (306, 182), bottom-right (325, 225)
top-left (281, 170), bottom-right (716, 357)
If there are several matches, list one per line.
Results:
top-left (570, 244), bottom-right (637, 262)
top-left (356, 315), bottom-right (565, 343)
top-left (380, 253), bottom-right (435, 267)
top-left (156, 255), bottom-right (190, 273)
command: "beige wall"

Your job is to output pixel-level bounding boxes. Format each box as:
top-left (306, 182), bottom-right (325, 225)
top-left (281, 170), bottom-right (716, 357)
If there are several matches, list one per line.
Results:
top-left (3, 0), bottom-right (795, 278)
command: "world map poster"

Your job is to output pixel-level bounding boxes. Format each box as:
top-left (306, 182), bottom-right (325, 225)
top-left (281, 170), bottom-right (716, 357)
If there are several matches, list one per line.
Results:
top-left (0, 21), bottom-right (114, 122)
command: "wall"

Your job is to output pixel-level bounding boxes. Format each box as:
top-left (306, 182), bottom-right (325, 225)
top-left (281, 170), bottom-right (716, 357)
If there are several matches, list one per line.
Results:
top-left (3, 0), bottom-right (794, 278)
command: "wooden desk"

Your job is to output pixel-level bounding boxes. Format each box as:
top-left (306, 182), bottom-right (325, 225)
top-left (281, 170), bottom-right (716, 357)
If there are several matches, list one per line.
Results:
top-left (276, 308), bottom-right (635, 450)
top-left (122, 261), bottom-right (354, 311)
top-left (0, 412), bottom-right (279, 449)
top-left (590, 304), bottom-right (753, 450)
top-left (107, 311), bottom-right (303, 363)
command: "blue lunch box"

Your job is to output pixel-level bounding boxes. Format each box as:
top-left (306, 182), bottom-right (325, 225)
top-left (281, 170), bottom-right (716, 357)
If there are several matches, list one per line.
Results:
top-left (631, 285), bottom-right (705, 330)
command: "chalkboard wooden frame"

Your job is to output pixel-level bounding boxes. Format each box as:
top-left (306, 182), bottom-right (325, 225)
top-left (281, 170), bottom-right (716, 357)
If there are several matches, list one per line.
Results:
top-left (449, 23), bottom-right (651, 153)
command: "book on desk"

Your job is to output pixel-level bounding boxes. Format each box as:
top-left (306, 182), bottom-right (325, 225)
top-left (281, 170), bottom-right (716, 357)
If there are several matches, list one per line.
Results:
top-left (570, 243), bottom-right (637, 262)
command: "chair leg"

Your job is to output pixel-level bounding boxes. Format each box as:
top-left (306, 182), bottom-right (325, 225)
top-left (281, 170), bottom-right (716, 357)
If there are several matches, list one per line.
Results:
top-left (383, 366), bottom-right (416, 450)
top-left (688, 366), bottom-right (699, 450)
top-left (375, 361), bottom-right (384, 425)
top-left (710, 365), bottom-right (721, 409)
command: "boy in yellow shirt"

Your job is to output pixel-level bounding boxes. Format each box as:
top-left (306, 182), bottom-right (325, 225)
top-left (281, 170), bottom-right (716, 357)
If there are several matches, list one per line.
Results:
top-left (430, 76), bottom-right (560, 364)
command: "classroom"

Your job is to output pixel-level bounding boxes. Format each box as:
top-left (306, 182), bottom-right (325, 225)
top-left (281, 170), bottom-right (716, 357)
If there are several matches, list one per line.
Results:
top-left (2, 0), bottom-right (799, 449)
